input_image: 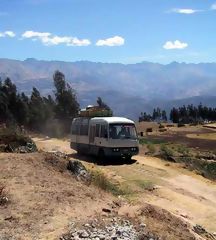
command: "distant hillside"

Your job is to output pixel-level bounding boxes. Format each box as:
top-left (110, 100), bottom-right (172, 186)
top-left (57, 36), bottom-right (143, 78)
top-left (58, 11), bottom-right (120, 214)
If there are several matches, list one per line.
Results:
top-left (0, 58), bottom-right (216, 119)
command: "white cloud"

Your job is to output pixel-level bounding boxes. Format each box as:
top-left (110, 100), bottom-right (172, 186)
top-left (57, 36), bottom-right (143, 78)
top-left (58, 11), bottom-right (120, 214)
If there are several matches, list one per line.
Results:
top-left (211, 3), bottom-right (216, 10)
top-left (0, 31), bottom-right (16, 38)
top-left (4, 31), bottom-right (16, 37)
top-left (22, 30), bottom-right (91, 46)
top-left (96, 36), bottom-right (125, 46)
top-left (22, 30), bottom-right (51, 39)
top-left (163, 40), bottom-right (188, 50)
top-left (170, 8), bottom-right (201, 14)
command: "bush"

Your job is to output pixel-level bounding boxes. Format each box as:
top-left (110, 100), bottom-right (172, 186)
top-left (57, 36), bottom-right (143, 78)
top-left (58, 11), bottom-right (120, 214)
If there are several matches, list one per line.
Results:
top-left (0, 184), bottom-right (9, 206)
top-left (177, 145), bottom-right (190, 156)
top-left (134, 179), bottom-right (155, 191)
top-left (147, 144), bottom-right (156, 155)
top-left (0, 127), bottom-right (37, 153)
top-left (139, 138), bottom-right (165, 145)
top-left (160, 144), bottom-right (175, 161)
top-left (90, 170), bottom-right (128, 196)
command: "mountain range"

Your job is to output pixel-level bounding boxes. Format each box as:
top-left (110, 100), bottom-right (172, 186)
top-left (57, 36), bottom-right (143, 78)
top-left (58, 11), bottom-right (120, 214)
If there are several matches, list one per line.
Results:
top-left (0, 58), bottom-right (216, 119)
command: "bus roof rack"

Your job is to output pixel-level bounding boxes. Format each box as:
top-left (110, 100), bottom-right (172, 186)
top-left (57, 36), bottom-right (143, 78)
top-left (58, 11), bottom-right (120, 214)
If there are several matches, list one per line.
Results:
top-left (79, 105), bottom-right (113, 118)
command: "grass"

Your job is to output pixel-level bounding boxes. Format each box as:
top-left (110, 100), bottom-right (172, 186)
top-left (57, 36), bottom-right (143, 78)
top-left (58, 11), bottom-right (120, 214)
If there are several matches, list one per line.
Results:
top-left (90, 169), bottom-right (131, 196)
top-left (147, 144), bottom-right (156, 155)
top-left (186, 133), bottom-right (216, 140)
top-left (160, 144), bottom-right (176, 161)
top-left (158, 143), bottom-right (216, 180)
top-left (139, 137), bottom-right (166, 145)
top-left (133, 179), bottom-right (155, 191)
top-left (177, 145), bottom-right (190, 155)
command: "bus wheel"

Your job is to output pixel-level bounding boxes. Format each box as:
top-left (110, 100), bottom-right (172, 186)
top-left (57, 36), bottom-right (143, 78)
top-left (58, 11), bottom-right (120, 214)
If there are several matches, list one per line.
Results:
top-left (77, 146), bottom-right (82, 155)
top-left (97, 149), bottom-right (105, 165)
top-left (125, 155), bottom-right (132, 162)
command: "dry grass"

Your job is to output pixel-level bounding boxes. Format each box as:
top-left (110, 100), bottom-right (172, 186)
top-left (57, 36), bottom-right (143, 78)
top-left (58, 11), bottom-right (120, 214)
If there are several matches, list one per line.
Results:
top-left (90, 169), bottom-right (131, 196)
top-left (0, 184), bottom-right (9, 206)
top-left (186, 133), bottom-right (216, 140)
top-left (159, 144), bottom-right (216, 180)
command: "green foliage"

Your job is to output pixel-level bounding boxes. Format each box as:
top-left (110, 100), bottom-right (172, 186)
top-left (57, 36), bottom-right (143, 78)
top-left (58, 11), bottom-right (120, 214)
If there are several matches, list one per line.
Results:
top-left (139, 103), bottom-right (216, 123)
top-left (139, 138), bottom-right (165, 145)
top-left (170, 104), bottom-right (216, 123)
top-left (139, 107), bottom-right (167, 122)
top-left (133, 179), bottom-right (155, 191)
top-left (177, 145), bottom-right (190, 155)
top-left (147, 144), bottom-right (156, 155)
top-left (53, 70), bottom-right (80, 132)
top-left (0, 70), bottom-right (81, 135)
top-left (160, 144), bottom-right (175, 160)
top-left (180, 155), bottom-right (216, 180)
top-left (0, 184), bottom-right (8, 206)
top-left (97, 97), bottom-right (111, 110)
top-left (159, 143), bottom-right (216, 180)
top-left (0, 127), bottom-right (37, 152)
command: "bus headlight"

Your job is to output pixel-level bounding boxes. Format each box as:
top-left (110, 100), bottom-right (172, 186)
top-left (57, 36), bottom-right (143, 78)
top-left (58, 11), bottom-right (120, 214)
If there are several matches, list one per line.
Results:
top-left (131, 147), bottom-right (137, 152)
top-left (112, 148), bottom-right (120, 152)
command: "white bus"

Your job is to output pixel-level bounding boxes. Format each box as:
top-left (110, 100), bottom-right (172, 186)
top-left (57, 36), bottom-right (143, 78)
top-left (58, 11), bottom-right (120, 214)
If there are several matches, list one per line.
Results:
top-left (70, 117), bottom-right (139, 160)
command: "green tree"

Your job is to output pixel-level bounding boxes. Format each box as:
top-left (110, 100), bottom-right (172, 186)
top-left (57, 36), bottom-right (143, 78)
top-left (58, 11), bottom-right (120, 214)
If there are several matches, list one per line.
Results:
top-left (29, 87), bottom-right (47, 130)
top-left (53, 70), bottom-right (79, 131)
top-left (162, 110), bottom-right (167, 122)
top-left (97, 97), bottom-right (111, 110)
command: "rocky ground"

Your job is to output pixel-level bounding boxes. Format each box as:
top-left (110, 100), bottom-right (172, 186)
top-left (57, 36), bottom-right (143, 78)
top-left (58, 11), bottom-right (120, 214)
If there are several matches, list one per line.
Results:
top-left (61, 218), bottom-right (144, 240)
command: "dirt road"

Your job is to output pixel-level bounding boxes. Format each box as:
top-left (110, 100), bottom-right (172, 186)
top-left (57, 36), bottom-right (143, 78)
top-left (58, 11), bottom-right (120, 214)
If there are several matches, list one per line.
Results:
top-left (33, 137), bottom-right (216, 233)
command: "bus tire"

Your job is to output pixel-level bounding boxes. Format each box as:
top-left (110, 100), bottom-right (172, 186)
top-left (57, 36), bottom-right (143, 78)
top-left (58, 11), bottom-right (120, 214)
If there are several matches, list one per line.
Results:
top-left (77, 146), bottom-right (82, 155)
top-left (97, 149), bottom-right (105, 164)
top-left (125, 155), bottom-right (132, 162)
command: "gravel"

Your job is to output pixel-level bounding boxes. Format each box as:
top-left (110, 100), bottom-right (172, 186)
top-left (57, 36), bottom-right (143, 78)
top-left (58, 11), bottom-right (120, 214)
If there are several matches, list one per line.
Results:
top-left (60, 218), bottom-right (159, 240)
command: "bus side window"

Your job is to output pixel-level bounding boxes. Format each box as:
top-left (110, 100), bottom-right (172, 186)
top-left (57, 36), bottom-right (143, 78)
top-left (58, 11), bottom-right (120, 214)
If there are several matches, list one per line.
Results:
top-left (101, 125), bottom-right (108, 138)
top-left (89, 126), bottom-right (96, 143)
top-left (76, 124), bottom-right (80, 135)
top-left (72, 124), bottom-right (76, 135)
top-left (96, 124), bottom-right (100, 137)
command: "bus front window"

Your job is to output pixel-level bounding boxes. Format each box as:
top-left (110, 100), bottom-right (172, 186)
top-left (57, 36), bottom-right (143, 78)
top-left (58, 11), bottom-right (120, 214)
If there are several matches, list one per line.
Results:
top-left (109, 124), bottom-right (137, 139)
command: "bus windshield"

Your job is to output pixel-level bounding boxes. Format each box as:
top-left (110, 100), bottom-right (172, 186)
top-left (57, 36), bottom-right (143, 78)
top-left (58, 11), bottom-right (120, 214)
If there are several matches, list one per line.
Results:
top-left (109, 123), bottom-right (137, 139)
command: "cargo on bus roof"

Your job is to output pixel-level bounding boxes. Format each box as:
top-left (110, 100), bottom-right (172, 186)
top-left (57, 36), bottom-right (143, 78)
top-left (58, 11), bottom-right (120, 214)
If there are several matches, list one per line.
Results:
top-left (79, 105), bottom-right (113, 117)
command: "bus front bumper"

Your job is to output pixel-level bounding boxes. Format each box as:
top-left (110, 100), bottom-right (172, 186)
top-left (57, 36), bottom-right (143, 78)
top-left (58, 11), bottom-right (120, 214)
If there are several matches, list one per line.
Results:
top-left (104, 147), bottom-right (139, 158)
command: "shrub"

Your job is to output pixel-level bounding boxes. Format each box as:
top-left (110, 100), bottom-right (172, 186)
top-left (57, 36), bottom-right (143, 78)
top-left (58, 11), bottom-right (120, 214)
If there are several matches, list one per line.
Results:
top-left (160, 144), bottom-right (175, 161)
top-left (0, 127), bottom-right (37, 153)
top-left (0, 184), bottom-right (9, 206)
top-left (147, 144), bottom-right (156, 155)
top-left (177, 145), bottom-right (190, 156)
top-left (134, 179), bottom-right (155, 191)
top-left (139, 138), bottom-right (165, 145)
top-left (90, 170), bottom-right (129, 196)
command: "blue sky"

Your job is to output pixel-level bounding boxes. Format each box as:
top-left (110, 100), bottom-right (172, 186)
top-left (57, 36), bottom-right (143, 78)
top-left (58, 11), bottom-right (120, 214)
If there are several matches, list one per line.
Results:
top-left (0, 0), bottom-right (216, 63)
